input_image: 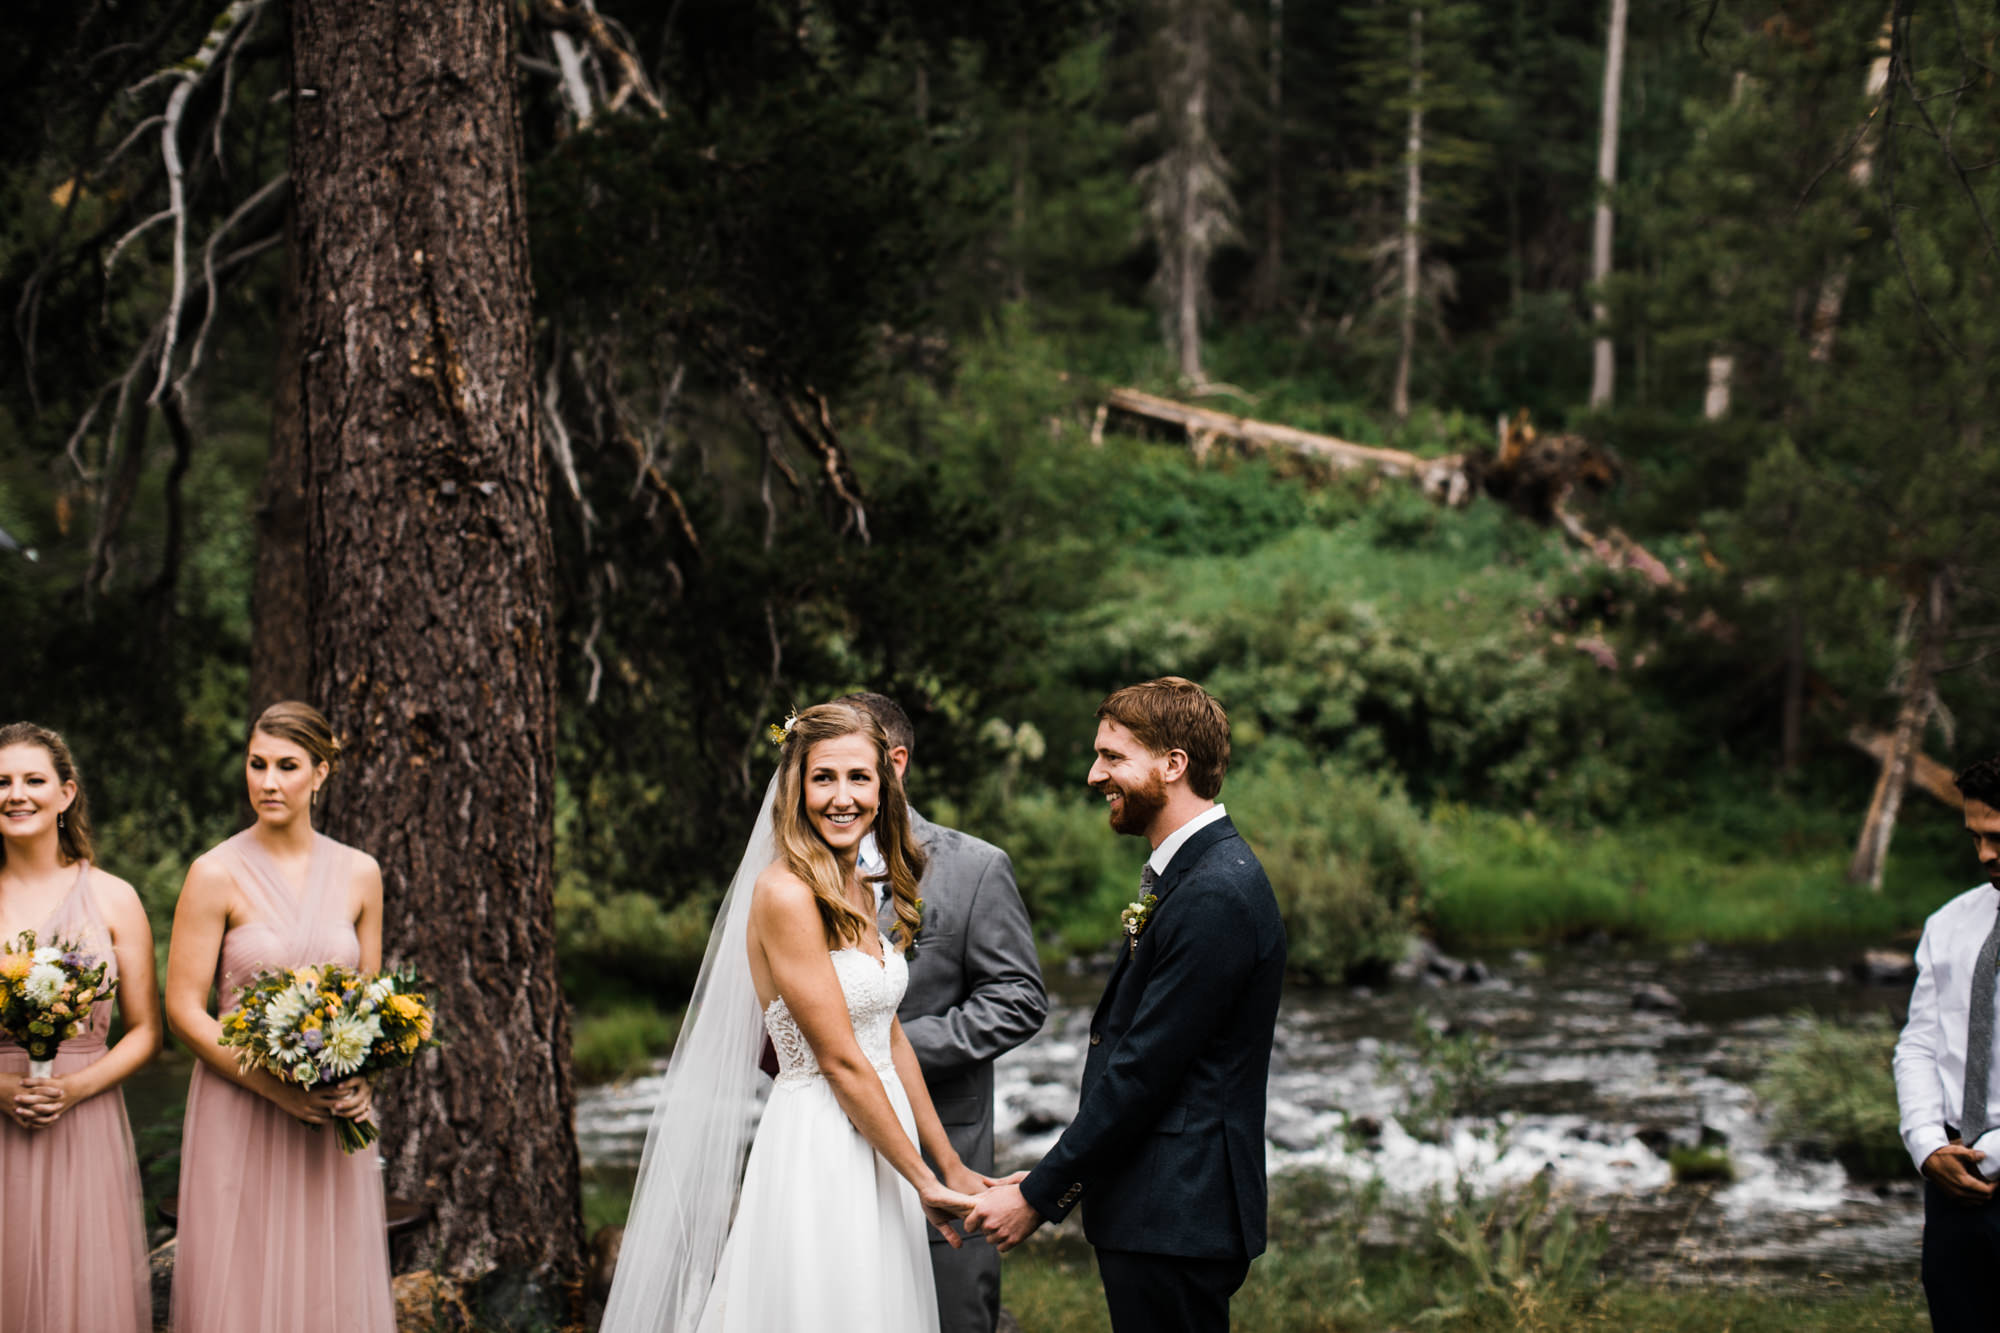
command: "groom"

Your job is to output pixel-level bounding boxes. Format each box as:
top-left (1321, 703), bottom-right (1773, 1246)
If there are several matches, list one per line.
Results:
top-left (841, 692), bottom-right (1048, 1333)
top-left (965, 676), bottom-right (1286, 1333)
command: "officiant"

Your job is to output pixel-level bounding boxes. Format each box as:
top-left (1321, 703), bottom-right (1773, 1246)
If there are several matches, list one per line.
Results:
top-left (842, 693), bottom-right (1048, 1333)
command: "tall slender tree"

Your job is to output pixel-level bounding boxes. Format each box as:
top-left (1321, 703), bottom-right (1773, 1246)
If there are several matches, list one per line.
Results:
top-left (290, 0), bottom-right (579, 1288)
top-left (1135, 0), bottom-right (1246, 383)
top-left (1586, 0), bottom-right (1627, 408)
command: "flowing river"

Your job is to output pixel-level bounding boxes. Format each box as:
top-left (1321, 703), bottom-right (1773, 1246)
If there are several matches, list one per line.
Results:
top-left (575, 940), bottom-right (1923, 1286)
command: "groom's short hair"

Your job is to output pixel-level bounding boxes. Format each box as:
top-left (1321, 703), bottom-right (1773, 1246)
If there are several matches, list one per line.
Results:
top-left (1098, 677), bottom-right (1230, 799)
top-left (837, 691), bottom-right (915, 764)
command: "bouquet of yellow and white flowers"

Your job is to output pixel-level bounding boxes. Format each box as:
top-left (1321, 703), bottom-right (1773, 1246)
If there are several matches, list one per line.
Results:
top-left (0, 931), bottom-right (112, 1077)
top-left (219, 963), bottom-right (440, 1152)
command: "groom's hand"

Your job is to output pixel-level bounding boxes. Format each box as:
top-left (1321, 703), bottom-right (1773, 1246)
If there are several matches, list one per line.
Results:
top-left (963, 1182), bottom-right (1045, 1253)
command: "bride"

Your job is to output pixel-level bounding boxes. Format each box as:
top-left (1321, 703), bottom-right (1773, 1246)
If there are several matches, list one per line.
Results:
top-left (601, 702), bottom-right (988, 1332)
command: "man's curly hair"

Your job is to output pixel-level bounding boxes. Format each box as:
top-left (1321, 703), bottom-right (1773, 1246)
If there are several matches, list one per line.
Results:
top-left (1956, 756), bottom-right (2000, 809)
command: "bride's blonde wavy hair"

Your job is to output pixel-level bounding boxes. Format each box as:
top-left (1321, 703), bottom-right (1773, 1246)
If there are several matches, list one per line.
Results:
top-left (771, 703), bottom-right (926, 951)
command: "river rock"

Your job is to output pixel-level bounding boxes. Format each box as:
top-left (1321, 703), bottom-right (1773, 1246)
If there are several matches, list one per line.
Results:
top-left (1011, 1083), bottom-right (1077, 1136)
top-left (1631, 983), bottom-right (1683, 1012)
top-left (1850, 949), bottom-right (1917, 986)
top-left (1631, 1124), bottom-right (1676, 1156)
top-left (393, 1271), bottom-right (472, 1331)
top-left (1347, 1114), bottom-right (1384, 1142)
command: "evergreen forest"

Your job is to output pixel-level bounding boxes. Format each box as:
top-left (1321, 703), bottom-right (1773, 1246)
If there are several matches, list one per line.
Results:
top-left (4, 1), bottom-right (1998, 1326)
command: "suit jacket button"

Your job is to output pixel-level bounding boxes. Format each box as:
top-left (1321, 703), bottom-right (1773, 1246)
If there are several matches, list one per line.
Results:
top-left (1089, 1032), bottom-right (1101, 1046)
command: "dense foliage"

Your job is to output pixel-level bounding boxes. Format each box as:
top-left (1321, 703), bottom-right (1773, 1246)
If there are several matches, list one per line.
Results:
top-left (3, 0), bottom-right (1998, 1007)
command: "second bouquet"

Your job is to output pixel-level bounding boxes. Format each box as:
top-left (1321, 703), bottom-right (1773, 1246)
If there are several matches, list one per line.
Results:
top-left (220, 963), bottom-right (440, 1152)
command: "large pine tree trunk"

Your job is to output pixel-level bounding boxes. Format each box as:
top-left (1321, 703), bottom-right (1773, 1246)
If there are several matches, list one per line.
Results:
top-left (1391, 6), bottom-right (1423, 420)
top-left (290, 0), bottom-right (580, 1289)
top-left (1588, 0), bottom-right (1628, 409)
top-left (250, 224), bottom-right (309, 713)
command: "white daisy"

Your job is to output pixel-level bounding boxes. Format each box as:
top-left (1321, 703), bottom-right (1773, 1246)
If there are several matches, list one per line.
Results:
top-left (30, 947), bottom-right (61, 966)
top-left (265, 987), bottom-right (308, 1028)
top-left (23, 963), bottom-right (65, 1006)
top-left (321, 1014), bottom-right (373, 1076)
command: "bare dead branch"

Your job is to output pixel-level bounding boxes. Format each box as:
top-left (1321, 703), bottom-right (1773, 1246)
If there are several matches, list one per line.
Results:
top-left (173, 171), bottom-right (290, 396)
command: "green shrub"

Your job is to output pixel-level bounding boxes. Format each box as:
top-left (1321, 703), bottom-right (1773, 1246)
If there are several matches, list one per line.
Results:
top-left (1759, 1012), bottom-right (1906, 1181)
top-left (555, 886), bottom-right (715, 1007)
top-left (1378, 1012), bottom-right (1502, 1144)
top-left (1425, 1172), bottom-right (1609, 1330)
top-left (1231, 759), bottom-right (1430, 982)
top-left (571, 1002), bottom-right (682, 1085)
top-left (932, 787), bottom-right (1136, 957)
top-left (1668, 1146), bottom-right (1736, 1183)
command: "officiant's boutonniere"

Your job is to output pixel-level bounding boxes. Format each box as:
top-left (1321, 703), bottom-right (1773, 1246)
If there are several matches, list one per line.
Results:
top-left (1120, 892), bottom-right (1158, 953)
top-left (905, 896), bottom-right (925, 961)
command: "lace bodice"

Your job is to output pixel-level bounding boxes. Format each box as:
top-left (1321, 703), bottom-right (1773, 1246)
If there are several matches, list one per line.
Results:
top-left (764, 947), bottom-right (907, 1087)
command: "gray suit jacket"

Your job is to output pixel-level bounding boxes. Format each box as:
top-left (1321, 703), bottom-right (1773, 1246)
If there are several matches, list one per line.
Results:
top-left (880, 810), bottom-right (1047, 1188)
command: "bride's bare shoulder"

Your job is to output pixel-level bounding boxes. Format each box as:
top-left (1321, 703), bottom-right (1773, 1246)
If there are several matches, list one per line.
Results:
top-left (751, 863), bottom-right (816, 916)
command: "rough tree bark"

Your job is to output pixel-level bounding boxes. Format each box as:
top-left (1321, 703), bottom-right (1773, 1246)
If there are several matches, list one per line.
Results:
top-left (1588, 0), bottom-right (1628, 409)
top-left (290, 0), bottom-right (580, 1289)
top-left (1391, 6), bottom-right (1423, 420)
top-left (249, 225), bottom-right (309, 713)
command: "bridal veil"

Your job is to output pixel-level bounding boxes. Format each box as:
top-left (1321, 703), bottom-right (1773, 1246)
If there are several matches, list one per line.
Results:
top-left (598, 776), bottom-right (777, 1332)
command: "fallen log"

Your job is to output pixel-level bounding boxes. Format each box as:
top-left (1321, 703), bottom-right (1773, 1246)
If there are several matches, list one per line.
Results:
top-left (1098, 387), bottom-right (1474, 507)
top-left (1847, 725), bottom-right (1962, 811)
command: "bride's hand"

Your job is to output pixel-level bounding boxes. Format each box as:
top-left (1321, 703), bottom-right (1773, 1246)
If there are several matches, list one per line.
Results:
top-left (980, 1169), bottom-right (1030, 1188)
top-left (918, 1181), bottom-right (976, 1250)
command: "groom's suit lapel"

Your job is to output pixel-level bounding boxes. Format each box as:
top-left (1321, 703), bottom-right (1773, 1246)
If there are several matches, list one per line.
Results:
top-left (1094, 815), bottom-right (1241, 1020)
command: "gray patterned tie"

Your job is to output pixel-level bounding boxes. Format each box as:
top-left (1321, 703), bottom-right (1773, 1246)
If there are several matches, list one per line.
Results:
top-left (1960, 901), bottom-right (2000, 1145)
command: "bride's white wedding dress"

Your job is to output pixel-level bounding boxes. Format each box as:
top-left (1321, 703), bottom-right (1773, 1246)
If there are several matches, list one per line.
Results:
top-left (695, 946), bottom-right (940, 1332)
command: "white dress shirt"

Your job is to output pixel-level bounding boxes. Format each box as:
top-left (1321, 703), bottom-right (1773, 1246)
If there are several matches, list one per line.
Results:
top-left (1147, 803), bottom-right (1229, 878)
top-left (1895, 881), bottom-right (2000, 1174)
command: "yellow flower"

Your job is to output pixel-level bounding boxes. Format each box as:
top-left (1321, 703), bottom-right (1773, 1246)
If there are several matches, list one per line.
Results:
top-left (294, 967), bottom-right (321, 990)
top-left (400, 1032), bottom-right (421, 1054)
top-left (301, 1014), bottom-right (323, 1031)
top-left (385, 994), bottom-right (424, 1022)
top-left (0, 954), bottom-right (30, 982)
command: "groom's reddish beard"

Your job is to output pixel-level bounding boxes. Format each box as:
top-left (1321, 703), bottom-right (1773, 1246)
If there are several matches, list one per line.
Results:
top-left (1100, 769), bottom-right (1168, 835)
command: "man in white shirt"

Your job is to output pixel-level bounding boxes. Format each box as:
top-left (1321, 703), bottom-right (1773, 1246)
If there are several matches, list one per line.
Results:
top-left (1894, 756), bottom-right (2000, 1331)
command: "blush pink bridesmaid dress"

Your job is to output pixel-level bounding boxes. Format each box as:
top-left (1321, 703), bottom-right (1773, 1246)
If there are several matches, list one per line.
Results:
top-left (170, 830), bottom-right (395, 1333)
top-left (0, 862), bottom-right (150, 1333)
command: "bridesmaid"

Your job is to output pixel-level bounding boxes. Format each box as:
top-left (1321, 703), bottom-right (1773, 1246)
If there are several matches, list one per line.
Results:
top-left (0, 722), bottom-right (158, 1333)
top-left (165, 701), bottom-right (395, 1333)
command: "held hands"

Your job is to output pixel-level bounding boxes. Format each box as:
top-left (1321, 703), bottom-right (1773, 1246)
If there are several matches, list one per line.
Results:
top-left (962, 1179), bottom-right (1045, 1253)
top-left (1924, 1143), bottom-right (1996, 1202)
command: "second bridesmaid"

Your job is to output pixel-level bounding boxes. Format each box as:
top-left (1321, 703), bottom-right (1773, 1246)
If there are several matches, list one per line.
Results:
top-left (164, 701), bottom-right (396, 1333)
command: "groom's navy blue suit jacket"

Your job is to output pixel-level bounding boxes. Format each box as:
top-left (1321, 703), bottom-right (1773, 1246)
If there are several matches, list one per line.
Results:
top-left (1019, 815), bottom-right (1286, 1260)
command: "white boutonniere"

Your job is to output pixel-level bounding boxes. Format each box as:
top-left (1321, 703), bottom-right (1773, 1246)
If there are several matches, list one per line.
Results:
top-left (1120, 892), bottom-right (1158, 953)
